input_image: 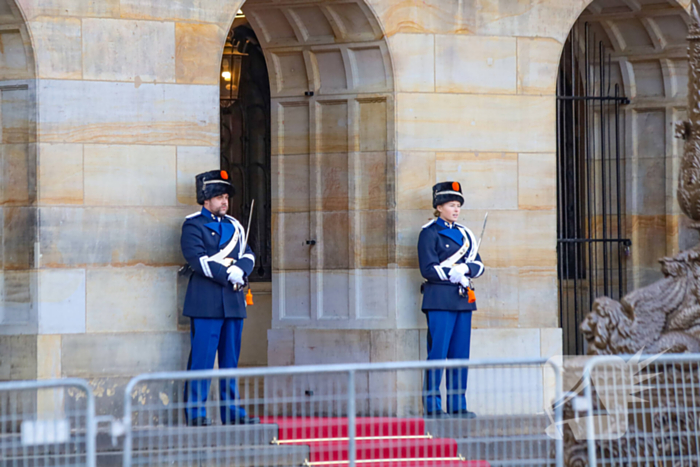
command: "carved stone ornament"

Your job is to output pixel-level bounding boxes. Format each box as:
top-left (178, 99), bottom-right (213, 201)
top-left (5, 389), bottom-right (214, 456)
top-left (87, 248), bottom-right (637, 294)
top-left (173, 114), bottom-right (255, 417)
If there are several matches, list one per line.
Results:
top-left (560, 2), bottom-right (700, 465)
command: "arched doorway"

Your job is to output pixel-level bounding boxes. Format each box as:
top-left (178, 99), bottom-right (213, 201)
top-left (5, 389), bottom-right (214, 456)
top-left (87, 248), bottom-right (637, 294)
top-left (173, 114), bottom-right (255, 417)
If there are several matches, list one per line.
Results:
top-left (219, 18), bottom-right (272, 367)
top-left (557, 0), bottom-right (691, 354)
top-left (218, 0), bottom-right (395, 367)
top-left (0, 0), bottom-right (38, 377)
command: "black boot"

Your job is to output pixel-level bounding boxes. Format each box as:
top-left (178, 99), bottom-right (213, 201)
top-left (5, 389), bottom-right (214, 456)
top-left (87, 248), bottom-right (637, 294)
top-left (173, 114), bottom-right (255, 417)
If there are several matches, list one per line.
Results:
top-left (226, 415), bottom-right (260, 425)
top-left (424, 411), bottom-right (451, 419)
top-left (187, 417), bottom-right (213, 427)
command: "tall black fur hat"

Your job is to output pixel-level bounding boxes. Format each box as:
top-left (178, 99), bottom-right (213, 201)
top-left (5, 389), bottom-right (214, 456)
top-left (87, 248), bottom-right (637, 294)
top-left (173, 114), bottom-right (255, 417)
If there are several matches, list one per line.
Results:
top-left (433, 181), bottom-right (464, 208)
top-left (196, 170), bottom-right (235, 205)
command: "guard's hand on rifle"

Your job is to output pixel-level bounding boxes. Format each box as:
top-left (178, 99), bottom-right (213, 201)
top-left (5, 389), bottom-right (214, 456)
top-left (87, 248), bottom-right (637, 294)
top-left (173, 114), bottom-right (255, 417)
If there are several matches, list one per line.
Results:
top-left (449, 263), bottom-right (469, 284)
top-left (227, 265), bottom-right (245, 286)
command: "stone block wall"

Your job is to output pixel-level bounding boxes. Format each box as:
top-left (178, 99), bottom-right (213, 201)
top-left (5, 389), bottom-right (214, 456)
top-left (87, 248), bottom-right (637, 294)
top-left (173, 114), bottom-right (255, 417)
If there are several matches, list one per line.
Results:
top-left (1, 0), bottom-right (580, 396)
top-left (15, 0), bottom-right (232, 388)
top-left (4, 0), bottom-right (692, 414)
top-left (383, 0), bottom-right (574, 359)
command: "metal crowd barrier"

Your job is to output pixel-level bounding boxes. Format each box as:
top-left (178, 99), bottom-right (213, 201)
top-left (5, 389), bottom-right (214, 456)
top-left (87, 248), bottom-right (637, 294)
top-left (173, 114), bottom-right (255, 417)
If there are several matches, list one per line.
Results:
top-left (583, 354), bottom-right (700, 467)
top-left (123, 358), bottom-right (563, 467)
top-left (0, 378), bottom-right (95, 467)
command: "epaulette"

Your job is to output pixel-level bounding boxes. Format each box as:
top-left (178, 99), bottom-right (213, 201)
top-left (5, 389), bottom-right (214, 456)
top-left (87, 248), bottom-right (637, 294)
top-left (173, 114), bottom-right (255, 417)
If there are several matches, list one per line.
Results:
top-left (422, 219), bottom-right (436, 229)
top-left (185, 211), bottom-right (202, 219)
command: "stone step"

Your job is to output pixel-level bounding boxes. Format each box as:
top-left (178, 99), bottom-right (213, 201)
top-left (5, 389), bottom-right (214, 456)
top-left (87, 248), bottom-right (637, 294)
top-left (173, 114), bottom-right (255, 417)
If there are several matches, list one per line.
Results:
top-left (1, 424), bottom-right (296, 466)
top-left (424, 415), bottom-right (551, 438)
top-left (99, 423), bottom-right (279, 451)
top-left (455, 436), bottom-right (555, 462)
top-left (0, 434), bottom-right (89, 457)
top-left (99, 423), bottom-right (294, 466)
top-left (1, 418), bottom-right (557, 466)
top-left (424, 417), bottom-right (555, 465)
top-left (0, 424), bottom-right (280, 455)
top-left (132, 446), bottom-right (309, 467)
top-left (0, 458), bottom-right (87, 467)
top-left (487, 460), bottom-right (556, 467)
top-left (122, 444), bottom-right (309, 467)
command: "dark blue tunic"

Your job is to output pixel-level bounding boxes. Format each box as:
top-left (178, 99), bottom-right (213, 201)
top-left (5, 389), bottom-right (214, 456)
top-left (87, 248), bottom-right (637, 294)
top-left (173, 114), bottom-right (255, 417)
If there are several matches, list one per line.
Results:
top-left (417, 218), bottom-right (485, 312)
top-left (180, 208), bottom-right (255, 319)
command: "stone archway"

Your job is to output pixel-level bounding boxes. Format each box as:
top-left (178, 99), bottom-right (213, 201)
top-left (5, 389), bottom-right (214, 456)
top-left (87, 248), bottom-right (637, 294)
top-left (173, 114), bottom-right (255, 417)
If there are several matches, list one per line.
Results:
top-left (0, 0), bottom-right (38, 379)
top-left (582, 0), bottom-right (691, 283)
top-left (218, 0), bottom-right (396, 368)
top-left (558, 0), bottom-right (692, 353)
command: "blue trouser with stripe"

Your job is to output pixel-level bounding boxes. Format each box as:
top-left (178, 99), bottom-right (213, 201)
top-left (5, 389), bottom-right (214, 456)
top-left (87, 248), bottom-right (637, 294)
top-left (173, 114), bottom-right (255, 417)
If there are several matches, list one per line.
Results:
top-left (184, 318), bottom-right (247, 422)
top-left (423, 311), bottom-right (473, 414)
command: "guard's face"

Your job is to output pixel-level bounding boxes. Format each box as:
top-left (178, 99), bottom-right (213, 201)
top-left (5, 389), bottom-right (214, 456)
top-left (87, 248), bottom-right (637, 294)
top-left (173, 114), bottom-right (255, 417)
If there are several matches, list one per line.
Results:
top-left (204, 193), bottom-right (229, 216)
top-left (438, 201), bottom-right (461, 223)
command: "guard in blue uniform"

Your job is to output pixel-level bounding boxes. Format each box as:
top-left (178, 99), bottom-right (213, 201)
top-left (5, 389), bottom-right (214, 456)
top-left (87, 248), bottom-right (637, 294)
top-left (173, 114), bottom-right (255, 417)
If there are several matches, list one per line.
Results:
top-left (180, 169), bottom-right (259, 426)
top-left (418, 181), bottom-right (485, 419)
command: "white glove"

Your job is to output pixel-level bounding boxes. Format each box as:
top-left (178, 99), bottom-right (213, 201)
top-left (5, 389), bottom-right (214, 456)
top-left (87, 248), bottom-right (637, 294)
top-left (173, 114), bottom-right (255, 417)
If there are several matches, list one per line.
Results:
top-left (227, 266), bottom-right (245, 285)
top-left (449, 263), bottom-right (469, 284)
top-left (460, 276), bottom-right (471, 288)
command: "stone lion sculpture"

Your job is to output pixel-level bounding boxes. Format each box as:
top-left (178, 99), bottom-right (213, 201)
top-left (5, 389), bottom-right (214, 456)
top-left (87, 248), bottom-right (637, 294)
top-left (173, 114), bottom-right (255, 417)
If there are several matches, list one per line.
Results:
top-left (561, 2), bottom-right (700, 464)
top-left (581, 248), bottom-right (700, 355)
top-left (568, 251), bottom-right (700, 465)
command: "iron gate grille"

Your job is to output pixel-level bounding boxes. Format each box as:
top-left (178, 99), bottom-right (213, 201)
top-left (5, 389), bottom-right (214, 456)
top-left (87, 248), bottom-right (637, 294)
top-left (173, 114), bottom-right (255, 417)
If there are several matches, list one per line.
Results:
top-left (220, 24), bottom-right (271, 282)
top-left (556, 23), bottom-right (632, 355)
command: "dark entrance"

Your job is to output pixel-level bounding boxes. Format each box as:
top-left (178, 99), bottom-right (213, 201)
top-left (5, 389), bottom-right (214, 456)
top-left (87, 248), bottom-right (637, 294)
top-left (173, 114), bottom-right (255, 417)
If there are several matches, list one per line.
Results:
top-left (556, 22), bottom-right (632, 355)
top-left (220, 23), bottom-right (271, 282)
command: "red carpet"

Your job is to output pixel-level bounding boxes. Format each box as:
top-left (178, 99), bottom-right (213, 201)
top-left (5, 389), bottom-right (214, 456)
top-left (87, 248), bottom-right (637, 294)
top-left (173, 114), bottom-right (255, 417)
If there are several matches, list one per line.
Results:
top-left (260, 417), bottom-right (490, 467)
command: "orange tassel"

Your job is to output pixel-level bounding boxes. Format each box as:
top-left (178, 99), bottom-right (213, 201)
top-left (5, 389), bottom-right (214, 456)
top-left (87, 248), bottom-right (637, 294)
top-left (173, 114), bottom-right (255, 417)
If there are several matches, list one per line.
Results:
top-left (467, 287), bottom-right (476, 304)
top-left (246, 288), bottom-right (254, 306)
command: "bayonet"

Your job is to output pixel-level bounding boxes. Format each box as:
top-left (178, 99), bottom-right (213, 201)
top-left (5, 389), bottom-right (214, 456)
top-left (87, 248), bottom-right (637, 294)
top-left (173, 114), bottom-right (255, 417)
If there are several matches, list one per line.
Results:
top-left (241, 199), bottom-right (255, 253)
top-left (476, 212), bottom-right (488, 251)
top-left (461, 212), bottom-right (488, 298)
top-left (233, 199), bottom-right (255, 292)
top-left (467, 212), bottom-right (488, 262)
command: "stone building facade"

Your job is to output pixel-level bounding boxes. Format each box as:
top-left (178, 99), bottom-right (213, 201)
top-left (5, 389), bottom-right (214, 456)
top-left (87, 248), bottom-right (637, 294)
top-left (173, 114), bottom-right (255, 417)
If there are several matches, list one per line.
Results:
top-left (0, 0), bottom-right (691, 409)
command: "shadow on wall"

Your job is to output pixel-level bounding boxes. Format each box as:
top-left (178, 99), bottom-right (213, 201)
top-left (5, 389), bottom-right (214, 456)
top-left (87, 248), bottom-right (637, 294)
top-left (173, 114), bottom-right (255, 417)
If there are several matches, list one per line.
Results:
top-left (0, 0), bottom-right (38, 381)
